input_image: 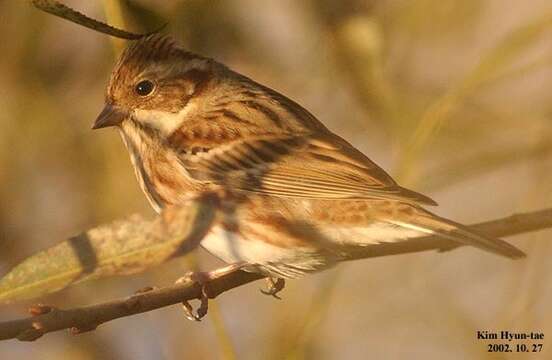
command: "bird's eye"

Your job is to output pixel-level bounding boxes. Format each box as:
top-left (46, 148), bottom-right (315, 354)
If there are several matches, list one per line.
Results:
top-left (134, 80), bottom-right (155, 96)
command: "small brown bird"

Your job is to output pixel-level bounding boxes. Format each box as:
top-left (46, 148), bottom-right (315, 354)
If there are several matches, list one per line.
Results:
top-left (94, 34), bottom-right (524, 319)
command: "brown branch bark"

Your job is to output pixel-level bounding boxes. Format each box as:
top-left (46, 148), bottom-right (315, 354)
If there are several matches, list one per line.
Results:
top-left (1, 207), bottom-right (552, 342)
top-left (31, 0), bottom-right (158, 39)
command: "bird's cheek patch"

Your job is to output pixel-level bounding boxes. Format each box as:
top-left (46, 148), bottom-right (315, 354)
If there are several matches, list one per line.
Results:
top-left (133, 108), bottom-right (185, 135)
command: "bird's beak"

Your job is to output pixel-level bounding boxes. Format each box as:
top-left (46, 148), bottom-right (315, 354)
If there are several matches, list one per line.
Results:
top-left (93, 104), bottom-right (128, 129)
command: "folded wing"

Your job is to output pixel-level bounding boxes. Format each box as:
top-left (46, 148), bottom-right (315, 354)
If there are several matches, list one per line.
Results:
top-left (177, 131), bottom-right (437, 206)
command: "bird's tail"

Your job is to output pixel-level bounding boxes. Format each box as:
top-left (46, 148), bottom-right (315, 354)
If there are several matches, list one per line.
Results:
top-left (386, 208), bottom-right (525, 259)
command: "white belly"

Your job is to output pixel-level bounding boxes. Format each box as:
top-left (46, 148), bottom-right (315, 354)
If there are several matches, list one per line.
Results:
top-left (321, 222), bottom-right (429, 246)
top-left (200, 226), bottom-right (335, 278)
top-left (200, 220), bottom-right (430, 278)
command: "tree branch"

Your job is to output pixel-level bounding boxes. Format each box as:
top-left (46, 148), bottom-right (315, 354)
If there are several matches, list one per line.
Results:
top-left (1, 207), bottom-right (552, 342)
top-left (31, 0), bottom-right (159, 39)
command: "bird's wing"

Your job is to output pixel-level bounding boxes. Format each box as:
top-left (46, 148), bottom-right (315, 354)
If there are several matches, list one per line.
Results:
top-left (176, 131), bottom-right (437, 206)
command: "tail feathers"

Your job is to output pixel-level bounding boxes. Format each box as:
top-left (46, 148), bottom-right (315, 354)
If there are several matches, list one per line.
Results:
top-left (388, 213), bottom-right (525, 259)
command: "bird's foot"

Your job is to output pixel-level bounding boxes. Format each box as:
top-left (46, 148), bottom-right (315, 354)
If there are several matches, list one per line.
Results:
top-left (176, 263), bottom-right (245, 321)
top-left (260, 277), bottom-right (285, 299)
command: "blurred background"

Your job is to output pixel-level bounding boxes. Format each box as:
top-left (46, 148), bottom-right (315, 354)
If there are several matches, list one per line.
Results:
top-left (1, 0), bottom-right (551, 359)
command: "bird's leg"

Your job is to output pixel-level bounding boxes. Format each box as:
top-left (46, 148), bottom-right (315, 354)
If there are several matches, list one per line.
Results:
top-left (260, 277), bottom-right (286, 299)
top-left (176, 263), bottom-right (245, 321)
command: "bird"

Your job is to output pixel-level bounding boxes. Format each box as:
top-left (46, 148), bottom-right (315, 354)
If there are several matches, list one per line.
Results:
top-left (93, 34), bottom-right (525, 320)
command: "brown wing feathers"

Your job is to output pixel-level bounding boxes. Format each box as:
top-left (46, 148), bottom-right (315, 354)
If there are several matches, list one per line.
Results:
top-left (177, 132), bottom-right (437, 205)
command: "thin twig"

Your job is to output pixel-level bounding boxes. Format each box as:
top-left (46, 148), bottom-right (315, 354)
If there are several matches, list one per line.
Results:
top-left (31, 0), bottom-right (159, 39)
top-left (0, 270), bottom-right (263, 342)
top-left (1, 207), bottom-right (552, 342)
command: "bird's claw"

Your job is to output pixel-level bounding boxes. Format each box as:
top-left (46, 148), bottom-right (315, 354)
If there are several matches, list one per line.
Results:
top-left (260, 277), bottom-right (285, 299)
top-left (176, 272), bottom-right (210, 321)
top-left (181, 288), bottom-right (209, 321)
top-left (175, 263), bottom-right (246, 321)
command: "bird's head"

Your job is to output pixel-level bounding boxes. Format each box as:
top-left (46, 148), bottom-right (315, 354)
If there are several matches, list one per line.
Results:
top-left (94, 34), bottom-right (216, 135)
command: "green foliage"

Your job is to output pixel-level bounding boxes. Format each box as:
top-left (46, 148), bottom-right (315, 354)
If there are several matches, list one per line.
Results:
top-left (0, 198), bottom-right (215, 303)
